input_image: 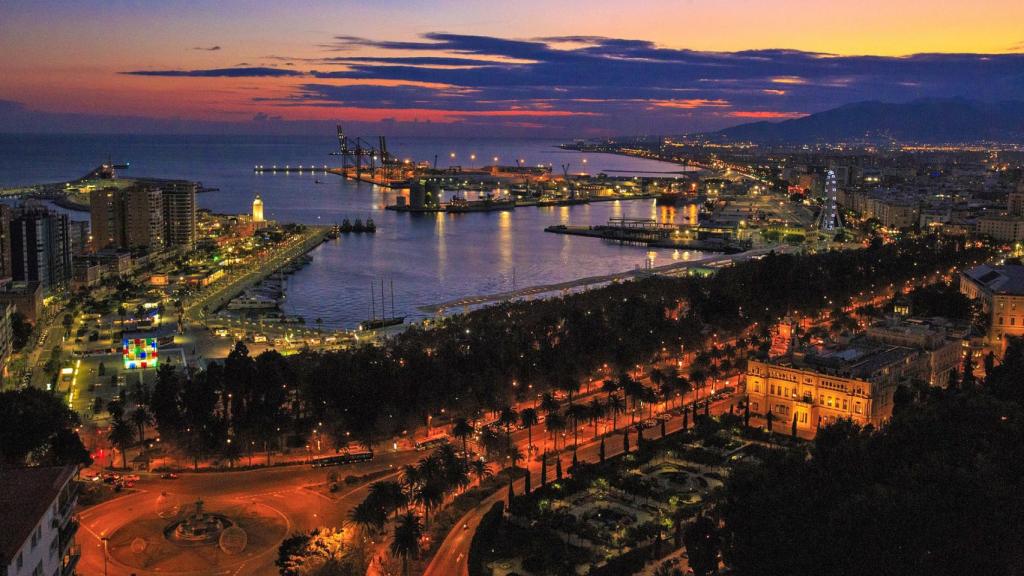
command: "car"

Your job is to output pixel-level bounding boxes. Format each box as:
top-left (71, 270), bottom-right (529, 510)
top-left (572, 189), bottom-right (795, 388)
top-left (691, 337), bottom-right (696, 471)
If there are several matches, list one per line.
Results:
top-left (214, 328), bottom-right (229, 337)
top-left (656, 414), bottom-right (672, 422)
top-left (252, 333), bottom-right (268, 343)
top-left (124, 474), bottom-right (140, 482)
top-left (160, 472), bottom-right (179, 480)
top-left (640, 418), bottom-right (658, 429)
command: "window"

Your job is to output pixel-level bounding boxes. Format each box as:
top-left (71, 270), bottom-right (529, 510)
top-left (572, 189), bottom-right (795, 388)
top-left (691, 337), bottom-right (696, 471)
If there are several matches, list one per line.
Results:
top-left (16, 551), bottom-right (23, 569)
top-left (855, 402), bottom-right (862, 414)
top-left (799, 412), bottom-right (808, 423)
top-left (842, 399), bottom-right (848, 410)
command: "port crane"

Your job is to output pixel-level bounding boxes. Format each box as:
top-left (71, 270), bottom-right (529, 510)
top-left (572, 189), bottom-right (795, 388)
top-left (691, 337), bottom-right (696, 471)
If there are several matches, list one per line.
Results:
top-left (330, 125), bottom-right (400, 182)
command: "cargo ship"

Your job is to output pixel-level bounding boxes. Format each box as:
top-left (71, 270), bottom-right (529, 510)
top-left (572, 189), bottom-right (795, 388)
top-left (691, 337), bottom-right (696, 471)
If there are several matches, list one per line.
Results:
top-left (446, 193), bottom-right (516, 213)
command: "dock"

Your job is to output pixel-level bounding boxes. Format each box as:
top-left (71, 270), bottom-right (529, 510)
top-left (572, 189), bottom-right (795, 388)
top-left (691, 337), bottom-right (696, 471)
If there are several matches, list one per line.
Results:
top-left (254, 165), bottom-right (334, 174)
top-left (545, 220), bottom-right (750, 253)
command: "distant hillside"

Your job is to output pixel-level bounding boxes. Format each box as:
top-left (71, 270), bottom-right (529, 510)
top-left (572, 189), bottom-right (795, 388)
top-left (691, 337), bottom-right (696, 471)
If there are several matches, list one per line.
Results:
top-left (711, 98), bottom-right (1024, 143)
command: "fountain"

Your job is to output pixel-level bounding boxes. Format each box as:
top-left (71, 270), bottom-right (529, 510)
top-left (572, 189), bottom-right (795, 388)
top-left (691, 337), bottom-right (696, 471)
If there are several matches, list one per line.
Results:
top-left (164, 499), bottom-right (233, 545)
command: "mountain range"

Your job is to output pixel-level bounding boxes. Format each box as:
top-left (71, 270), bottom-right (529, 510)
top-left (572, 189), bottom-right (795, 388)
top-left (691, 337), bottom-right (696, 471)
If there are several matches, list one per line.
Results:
top-left (710, 98), bottom-right (1024, 143)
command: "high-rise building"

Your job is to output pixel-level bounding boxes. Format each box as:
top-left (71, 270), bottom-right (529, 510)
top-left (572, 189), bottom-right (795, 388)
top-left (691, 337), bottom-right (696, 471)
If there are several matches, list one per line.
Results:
top-left (0, 465), bottom-right (81, 576)
top-left (0, 204), bottom-right (12, 281)
top-left (159, 180), bottom-right (197, 248)
top-left (10, 205), bottom-right (72, 292)
top-left (1008, 181), bottom-right (1024, 217)
top-left (90, 185), bottom-right (164, 251)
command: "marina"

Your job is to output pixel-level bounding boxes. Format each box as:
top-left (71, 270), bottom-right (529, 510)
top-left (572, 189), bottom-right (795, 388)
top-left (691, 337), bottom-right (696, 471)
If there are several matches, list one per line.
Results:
top-left (0, 134), bottom-right (713, 330)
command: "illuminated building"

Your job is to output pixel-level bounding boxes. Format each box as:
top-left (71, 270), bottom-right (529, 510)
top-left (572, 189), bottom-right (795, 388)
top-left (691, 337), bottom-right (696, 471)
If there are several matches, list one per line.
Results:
top-left (746, 342), bottom-right (922, 434)
top-left (252, 194), bottom-right (264, 223)
top-left (90, 186), bottom-right (164, 251)
top-left (122, 335), bottom-right (159, 370)
top-left (817, 169), bottom-right (841, 233)
top-left (160, 180), bottom-right (197, 249)
top-left (10, 205), bottom-right (72, 292)
top-left (960, 263), bottom-right (1024, 352)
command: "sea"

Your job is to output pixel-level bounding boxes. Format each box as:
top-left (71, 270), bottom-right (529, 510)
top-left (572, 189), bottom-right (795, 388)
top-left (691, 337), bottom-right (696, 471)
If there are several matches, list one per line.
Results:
top-left (0, 134), bottom-right (708, 329)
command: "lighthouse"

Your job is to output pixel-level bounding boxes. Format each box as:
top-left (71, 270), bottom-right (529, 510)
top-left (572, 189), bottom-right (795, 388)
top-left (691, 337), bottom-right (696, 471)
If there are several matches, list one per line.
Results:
top-left (252, 194), bottom-right (264, 223)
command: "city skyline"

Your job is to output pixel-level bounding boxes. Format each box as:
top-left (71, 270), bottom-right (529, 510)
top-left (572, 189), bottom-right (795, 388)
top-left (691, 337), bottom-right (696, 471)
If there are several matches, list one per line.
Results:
top-left (2, 0), bottom-right (1024, 135)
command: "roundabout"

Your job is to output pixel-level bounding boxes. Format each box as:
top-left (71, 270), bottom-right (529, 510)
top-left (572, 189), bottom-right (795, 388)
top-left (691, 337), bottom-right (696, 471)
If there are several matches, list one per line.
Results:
top-left (102, 495), bottom-right (288, 575)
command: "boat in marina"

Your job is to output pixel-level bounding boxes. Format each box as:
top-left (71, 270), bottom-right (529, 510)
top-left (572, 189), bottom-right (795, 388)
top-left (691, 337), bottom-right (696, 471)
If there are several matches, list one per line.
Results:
top-left (227, 294), bottom-right (282, 310)
top-left (358, 278), bottom-right (405, 331)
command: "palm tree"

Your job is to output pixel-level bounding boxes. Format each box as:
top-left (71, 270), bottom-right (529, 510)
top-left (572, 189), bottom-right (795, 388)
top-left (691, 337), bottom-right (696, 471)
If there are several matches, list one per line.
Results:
top-left (451, 417), bottom-right (474, 458)
top-left (130, 406), bottom-right (152, 446)
top-left (468, 459), bottom-right (493, 486)
top-left (565, 404), bottom-right (588, 450)
top-left (497, 406), bottom-right (518, 452)
top-left (602, 378), bottom-right (620, 404)
top-left (607, 394), bottom-right (626, 432)
top-left (675, 375), bottom-right (692, 408)
top-left (414, 481), bottom-right (445, 529)
top-left (519, 408), bottom-right (538, 452)
top-left (369, 480), bottom-right (408, 521)
top-left (587, 398), bottom-right (605, 438)
top-left (539, 392), bottom-right (559, 415)
top-left (400, 464), bottom-right (421, 498)
top-left (621, 377), bottom-right (645, 424)
top-left (109, 417), bottom-right (134, 469)
top-left (350, 497), bottom-right (387, 535)
top-left (545, 411), bottom-right (566, 450)
top-left (391, 510), bottom-right (423, 576)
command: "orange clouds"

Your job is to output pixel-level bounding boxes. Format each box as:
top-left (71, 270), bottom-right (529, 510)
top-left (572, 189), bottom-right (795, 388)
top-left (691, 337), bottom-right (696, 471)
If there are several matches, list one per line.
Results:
top-left (726, 110), bottom-right (807, 119)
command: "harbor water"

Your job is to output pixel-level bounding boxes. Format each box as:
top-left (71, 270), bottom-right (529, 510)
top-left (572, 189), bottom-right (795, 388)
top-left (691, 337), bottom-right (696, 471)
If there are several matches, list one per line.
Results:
top-left (0, 134), bottom-right (709, 329)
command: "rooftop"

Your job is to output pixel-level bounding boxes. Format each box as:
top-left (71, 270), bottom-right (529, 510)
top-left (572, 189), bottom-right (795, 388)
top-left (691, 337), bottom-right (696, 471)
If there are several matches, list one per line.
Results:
top-left (0, 465), bottom-right (78, 566)
top-left (963, 263), bottom-right (1024, 296)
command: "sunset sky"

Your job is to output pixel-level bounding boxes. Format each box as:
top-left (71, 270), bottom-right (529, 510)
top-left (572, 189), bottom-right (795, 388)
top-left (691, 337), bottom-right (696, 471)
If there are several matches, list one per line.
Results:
top-left (2, 0), bottom-right (1023, 136)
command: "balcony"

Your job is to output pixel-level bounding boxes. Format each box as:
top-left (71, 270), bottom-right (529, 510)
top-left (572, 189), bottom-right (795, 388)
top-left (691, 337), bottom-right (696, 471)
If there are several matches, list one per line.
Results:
top-left (58, 481), bottom-right (82, 517)
top-left (61, 544), bottom-right (81, 576)
top-left (59, 516), bottom-right (79, 553)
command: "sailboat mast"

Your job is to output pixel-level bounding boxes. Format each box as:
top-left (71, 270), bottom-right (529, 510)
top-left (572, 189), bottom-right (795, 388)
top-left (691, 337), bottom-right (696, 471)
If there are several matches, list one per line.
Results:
top-left (390, 278), bottom-right (395, 319)
top-left (370, 280), bottom-right (376, 321)
top-left (381, 279), bottom-right (386, 320)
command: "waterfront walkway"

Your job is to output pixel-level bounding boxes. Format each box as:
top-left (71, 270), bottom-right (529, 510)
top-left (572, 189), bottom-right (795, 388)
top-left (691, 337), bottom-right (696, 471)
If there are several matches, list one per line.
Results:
top-left (184, 226), bottom-right (332, 320)
top-left (419, 246), bottom-right (788, 314)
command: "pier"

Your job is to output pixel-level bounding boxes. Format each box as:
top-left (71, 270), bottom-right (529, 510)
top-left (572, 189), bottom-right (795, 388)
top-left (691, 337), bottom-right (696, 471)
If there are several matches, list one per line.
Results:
top-left (253, 165), bottom-right (334, 174)
top-left (545, 220), bottom-right (751, 253)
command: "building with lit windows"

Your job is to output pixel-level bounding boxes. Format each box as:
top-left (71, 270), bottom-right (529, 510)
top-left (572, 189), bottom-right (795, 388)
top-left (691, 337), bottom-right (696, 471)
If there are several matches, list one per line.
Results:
top-left (0, 465), bottom-right (81, 576)
top-left (90, 185), bottom-right (164, 251)
top-left (960, 263), bottom-right (1024, 351)
top-left (159, 180), bottom-right (197, 249)
top-left (10, 205), bottom-right (72, 292)
top-left (746, 342), bottom-right (923, 434)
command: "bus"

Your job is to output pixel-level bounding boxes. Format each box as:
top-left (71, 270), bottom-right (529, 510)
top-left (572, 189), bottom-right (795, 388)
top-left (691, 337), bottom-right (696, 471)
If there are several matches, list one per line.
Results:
top-left (414, 436), bottom-right (449, 451)
top-left (310, 450), bottom-right (374, 468)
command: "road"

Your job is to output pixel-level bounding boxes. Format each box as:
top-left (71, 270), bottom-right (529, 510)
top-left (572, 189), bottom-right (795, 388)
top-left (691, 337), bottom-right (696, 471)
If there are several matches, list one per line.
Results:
top-left (423, 391), bottom-right (741, 576)
top-left (77, 449), bottom-right (413, 575)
